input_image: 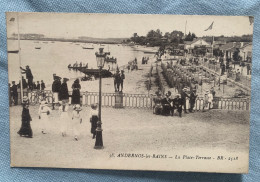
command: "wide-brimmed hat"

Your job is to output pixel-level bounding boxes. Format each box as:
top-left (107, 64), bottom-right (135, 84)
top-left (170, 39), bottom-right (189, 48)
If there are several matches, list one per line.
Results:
top-left (23, 96), bottom-right (29, 102)
top-left (63, 78), bottom-right (69, 82)
top-left (74, 104), bottom-right (82, 111)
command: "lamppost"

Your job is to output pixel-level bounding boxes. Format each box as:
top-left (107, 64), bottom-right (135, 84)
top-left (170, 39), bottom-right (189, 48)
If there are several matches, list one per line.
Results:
top-left (94, 48), bottom-right (106, 149)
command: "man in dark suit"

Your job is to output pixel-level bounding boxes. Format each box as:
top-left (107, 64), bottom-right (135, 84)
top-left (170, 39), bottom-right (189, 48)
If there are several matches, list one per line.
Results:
top-left (11, 81), bottom-right (18, 105)
top-left (173, 94), bottom-right (183, 117)
top-left (189, 89), bottom-right (197, 113)
top-left (161, 92), bottom-right (172, 116)
top-left (40, 80), bottom-right (46, 91)
top-left (36, 81), bottom-right (40, 90)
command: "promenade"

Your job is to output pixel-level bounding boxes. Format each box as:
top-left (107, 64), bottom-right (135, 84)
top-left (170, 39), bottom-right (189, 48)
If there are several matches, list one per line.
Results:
top-left (10, 105), bottom-right (249, 169)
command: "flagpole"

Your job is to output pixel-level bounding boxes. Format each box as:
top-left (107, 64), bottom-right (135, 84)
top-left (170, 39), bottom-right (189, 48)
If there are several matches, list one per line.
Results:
top-left (212, 35), bottom-right (214, 58)
top-left (16, 12), bottom-right (23, 102)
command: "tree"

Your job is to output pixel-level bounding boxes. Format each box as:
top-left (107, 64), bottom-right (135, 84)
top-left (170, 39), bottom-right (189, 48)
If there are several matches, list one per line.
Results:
top-left (232, 48), bottom-right (242, 62)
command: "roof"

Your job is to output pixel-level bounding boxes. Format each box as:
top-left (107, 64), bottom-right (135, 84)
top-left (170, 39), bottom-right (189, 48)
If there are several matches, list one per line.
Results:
top-left (184, 38), bottom-right (209, 46)
top-left (219, 42), bottom-right (241, 51)
top-left (220, 42), bottom-right (252, 51)
top-left (240, 42), bottom-right (252, 50)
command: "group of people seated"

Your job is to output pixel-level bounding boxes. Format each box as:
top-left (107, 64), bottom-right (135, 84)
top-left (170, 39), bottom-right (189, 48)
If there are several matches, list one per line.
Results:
top-left (153, 91), bottom-right (184, 117)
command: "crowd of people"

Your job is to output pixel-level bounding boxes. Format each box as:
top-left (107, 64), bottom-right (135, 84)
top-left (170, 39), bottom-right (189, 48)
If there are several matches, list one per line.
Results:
top-left (9, 65), bottom-right (46, 106)
top-left (153, 86), bottom-right (215, 117)
top-left (17, 95), bottom-right (100, 141)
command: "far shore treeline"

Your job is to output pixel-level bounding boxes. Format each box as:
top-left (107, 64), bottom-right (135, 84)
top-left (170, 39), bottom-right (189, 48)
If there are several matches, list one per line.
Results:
top-left (129, 29), bottom-right (253, 47)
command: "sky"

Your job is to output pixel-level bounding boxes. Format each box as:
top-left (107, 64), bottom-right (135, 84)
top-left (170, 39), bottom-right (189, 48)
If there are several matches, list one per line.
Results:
top-left (6, 12), bottom-right (254, 39)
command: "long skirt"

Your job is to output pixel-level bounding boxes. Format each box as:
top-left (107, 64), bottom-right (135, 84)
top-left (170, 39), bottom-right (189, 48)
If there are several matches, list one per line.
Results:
top-left (18, 120), bottom-right (33, 137)
top-left (91, 116), bottom-right (98, 135)
top-left (72, 118), bottom-right (81, 136)
top-left (40, 114), bottom-right (49, 132)
top-left (60, 112), bottom-right (69, 134)
top-left (71, 90), bottom-right (80, 104)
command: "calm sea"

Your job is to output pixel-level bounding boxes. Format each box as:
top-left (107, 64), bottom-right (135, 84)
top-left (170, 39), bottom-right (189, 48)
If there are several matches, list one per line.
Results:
top-left (7, 40), bottom-right (156, 90)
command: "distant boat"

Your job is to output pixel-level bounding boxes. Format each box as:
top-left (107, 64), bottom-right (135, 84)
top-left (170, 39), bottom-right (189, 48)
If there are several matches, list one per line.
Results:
top-left (35, 47), bottom-right (41, 49)
top-left (43, 42), bottom-right (48, 44)
top-left (68, 64), bottom-right (88, 69)
top-left (75, 43), bottom-right (80, 45)
top-left (105, 57), bottom-right (117, 64)
top-left (8, 50), bottom-right (19, 54)
top-left (143, 51), bottom-right (158, 54)
top-left (82, 69), bottom-right (113, 78)
top-left (82, 46), bottom-right (94, 50)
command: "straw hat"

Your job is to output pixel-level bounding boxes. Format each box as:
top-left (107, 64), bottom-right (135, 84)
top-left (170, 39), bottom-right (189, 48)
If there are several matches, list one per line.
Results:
top-left (23, 96), bottom-right (29, 102)
top-left (74, 104), bottom-right (82, 111)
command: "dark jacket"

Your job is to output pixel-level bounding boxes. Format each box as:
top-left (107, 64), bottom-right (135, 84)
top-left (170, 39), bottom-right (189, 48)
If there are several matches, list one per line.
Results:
top-left (189, 92), bottom-right (197, 103)
top-left (36, 84), bottom-right (40, 90)
top-left (11, 84), bottom-right (18, 96)
top-left (59, 83), bottom-right (69, 100)
top-left (52, 80), bottom-right (61, 92)
top-left (41, 83), bottom-right (45, 90)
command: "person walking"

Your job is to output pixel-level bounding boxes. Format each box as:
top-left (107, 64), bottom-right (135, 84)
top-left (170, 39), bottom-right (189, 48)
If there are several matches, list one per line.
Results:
top-left (52, 76), bottom-right (61, 109)
top-left (89, 103), bottom-right (98, 139)
top-left (59, 78), bottom-right (69, 103)
top-left (17, 97), bottom-right (33, 138)
top-left (72, 104), bottom-right (82, 141)
top-left (71, 79), bottom-right (81, 105)
top-left (36, 81), bottom-right (40, 90)
top-left (38, 101), bottom-right (52, 134)
top-left (59, 101), bottom-right (69, 137)
top-left (11, 81), bottom-right (18, 105)
top-left (189, 89), bottom-right (197, 113)
top-left (120, 70), bottom-right (125, 92)
top-left (181, 87), bottom-right (189, 113)
top-left (40, 80), bottom-right (46, 91)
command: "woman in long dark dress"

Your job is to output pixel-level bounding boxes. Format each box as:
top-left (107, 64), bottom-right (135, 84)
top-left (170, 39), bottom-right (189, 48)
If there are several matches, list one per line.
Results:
top-left (17, 99), bottom-right (33, 138)
top-left (71, 79), bottom-right (81, 105)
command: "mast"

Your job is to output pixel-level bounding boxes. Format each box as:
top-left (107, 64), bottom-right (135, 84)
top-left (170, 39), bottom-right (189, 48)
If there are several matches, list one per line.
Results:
top-left (16, 12), bottom-right (23, 101)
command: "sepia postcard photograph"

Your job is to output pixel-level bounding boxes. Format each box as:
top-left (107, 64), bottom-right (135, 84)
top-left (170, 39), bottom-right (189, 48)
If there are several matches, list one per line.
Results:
top-left (6, 12), bottom-right (253, 173)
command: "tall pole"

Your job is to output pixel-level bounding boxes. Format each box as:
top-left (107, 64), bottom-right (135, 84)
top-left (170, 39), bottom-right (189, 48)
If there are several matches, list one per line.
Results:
top-left (185, 20), bottom-right (187, 36)
top-left (212, 36), bottom-right (214, 58)
top-left (17, 12), bottom-right (23, 102)
top-left (94, 65), bottom-right (104, 149)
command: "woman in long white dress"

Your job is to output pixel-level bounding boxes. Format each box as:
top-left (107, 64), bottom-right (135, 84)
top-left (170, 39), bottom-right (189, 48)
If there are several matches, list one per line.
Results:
top-left (59, 101), bottom-right (69, 137)
top-left (72, 104), bottom-right (82, 141)
top-left (38, 101), bottom-right (52, 134)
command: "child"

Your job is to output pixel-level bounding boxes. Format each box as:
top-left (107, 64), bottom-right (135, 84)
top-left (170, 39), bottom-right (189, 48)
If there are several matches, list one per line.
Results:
top-left (89, 103), bottom-right (98, 139)
top-left (17, 97), bottom-right (33, 138)
top-left (72, 104), bottom-right (82, 141)
top-left (38, 101), bottom-right (52, 134)
top-left (59, 101), bottom-right (69, 137)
